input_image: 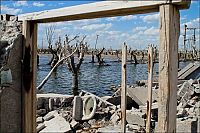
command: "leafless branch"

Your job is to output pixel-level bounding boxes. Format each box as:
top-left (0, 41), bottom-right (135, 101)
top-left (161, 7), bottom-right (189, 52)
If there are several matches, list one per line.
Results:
top-left (37, 47), bottom-right (78, 90)
top-left (45, 24), bottom-right (55, 47)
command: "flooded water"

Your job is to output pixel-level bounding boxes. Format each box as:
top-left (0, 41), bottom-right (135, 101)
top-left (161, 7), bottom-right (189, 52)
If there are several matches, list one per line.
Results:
top-left (37, 54), bottom-right (188, 96)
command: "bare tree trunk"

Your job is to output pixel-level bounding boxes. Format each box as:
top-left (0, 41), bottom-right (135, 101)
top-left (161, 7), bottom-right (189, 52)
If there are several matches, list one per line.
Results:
top-left (37, 48), bottom-right (77, 90)
top-left (72, 71), bottom-right (79, 95)
top-left (96, 48), bottom-right (105, 66)
top-left (134, 54), bottom-right (138, 64)
top-left (91, 51), bottom-right (95, 63)
top-left (51, 54), bottom-right (59, 68)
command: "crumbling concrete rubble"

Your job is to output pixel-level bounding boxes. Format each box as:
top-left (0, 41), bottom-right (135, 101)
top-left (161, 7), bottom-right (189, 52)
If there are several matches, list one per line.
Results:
top-left (36, 75), bottom-right (199, 133)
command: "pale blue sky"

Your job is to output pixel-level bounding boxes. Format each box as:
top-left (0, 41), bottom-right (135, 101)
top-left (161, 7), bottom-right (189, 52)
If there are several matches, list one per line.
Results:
top-left (1, 1), bottom-right (200, 50)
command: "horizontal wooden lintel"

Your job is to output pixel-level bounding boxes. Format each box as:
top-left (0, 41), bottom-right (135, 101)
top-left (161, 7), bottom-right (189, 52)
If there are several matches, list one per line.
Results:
top-left (18, 0), bottom-right (190, 23)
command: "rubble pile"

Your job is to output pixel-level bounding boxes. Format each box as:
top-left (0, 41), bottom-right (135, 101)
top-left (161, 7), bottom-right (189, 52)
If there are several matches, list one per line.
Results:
top-left (36, 61), bottom-right (200, 133)
top-left (36, 92), bottom-right (148, 133)
top-left (176, 79), bottom-right (200, 132)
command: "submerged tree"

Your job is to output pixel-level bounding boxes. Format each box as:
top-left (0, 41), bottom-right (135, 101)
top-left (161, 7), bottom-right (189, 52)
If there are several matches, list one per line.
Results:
top-left (64, 35), bottom-right (86, 95)
top-left (45, 24), bottom-right (57, 66)
top-left (37, 34), bottom-right (80, 92)
top-left (96, 48), bottom-right (105, 66)
top-left (37, 47), bottom-right (77, 90)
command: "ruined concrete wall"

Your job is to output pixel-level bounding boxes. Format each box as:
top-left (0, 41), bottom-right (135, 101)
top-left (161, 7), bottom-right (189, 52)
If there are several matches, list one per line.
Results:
top-left (0, 14), bottom-right (23, 132)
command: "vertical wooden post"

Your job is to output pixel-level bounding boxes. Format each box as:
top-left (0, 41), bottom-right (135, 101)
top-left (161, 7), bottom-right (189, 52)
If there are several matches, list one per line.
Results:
top-left (121, 43), bottom-right (127, 133)
top-left (158, 4), bottom-right (180, 132)
top-left (146, 46), bottom-right (153, 133)
top-left (22, 21), bottom-right (37, 132)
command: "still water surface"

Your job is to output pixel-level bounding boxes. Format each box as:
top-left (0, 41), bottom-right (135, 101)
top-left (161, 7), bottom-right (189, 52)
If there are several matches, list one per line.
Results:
top-left (37, 54), bottom-right (188, 96)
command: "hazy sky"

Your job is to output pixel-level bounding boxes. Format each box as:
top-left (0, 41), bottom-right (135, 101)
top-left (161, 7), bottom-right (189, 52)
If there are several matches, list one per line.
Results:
top-left (1, 1), bottom-right (200, 50)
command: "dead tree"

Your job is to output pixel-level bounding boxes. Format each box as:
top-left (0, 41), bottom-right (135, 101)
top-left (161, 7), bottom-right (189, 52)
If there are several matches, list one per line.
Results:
top-left (45, 25), bottom-right (56, 65)
top-left (64, 35), bottom-right (86, 95)
top-left (116, 50), bottom-right (121, 62)
top-left (47, 37), bottom-right (64, 68)
top-left (96, 48), bottom-right (105, 66)
top-left (37, 47), bottom-right (77, 90)
top-left (91, 51), bottom-right (95, 63)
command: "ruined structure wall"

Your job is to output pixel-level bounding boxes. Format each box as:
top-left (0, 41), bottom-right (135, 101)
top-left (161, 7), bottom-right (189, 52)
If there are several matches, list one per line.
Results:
top-left (0, 14), bottom-right (23, 132)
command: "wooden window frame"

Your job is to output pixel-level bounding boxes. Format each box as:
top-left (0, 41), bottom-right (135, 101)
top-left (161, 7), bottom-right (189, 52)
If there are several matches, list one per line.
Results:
top-left (19, 1), bottom-right (190, 132)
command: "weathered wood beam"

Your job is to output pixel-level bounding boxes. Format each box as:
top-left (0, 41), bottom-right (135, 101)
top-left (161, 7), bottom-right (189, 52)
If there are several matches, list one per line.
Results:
top-left (146, 46), bottom-right (153, 133)
top-left (22, 21), bottom-right (37, 132)
top-left (121, 43), bottom-right (127, 133)
top-left (158, 4), bottom-right (180, 132)
top-left (18, 1), bottom-right (190, 23)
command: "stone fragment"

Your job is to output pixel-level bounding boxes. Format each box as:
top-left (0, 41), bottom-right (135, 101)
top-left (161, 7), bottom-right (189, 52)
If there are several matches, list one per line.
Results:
top-left (97, 125), bottom-right (131, 133)
top-left (126, 112), bottom-right (145, 127)
top-left (88, 119), bottom-right (96, 125)
top-left (177, 108), bottom-right (188, 118)
top-left (177, 118), bottom-right (198, 133)
top-left (104, 96), bottom-right (135, 109)
top-left (36, 117), bottom-right (43, 123)
top-left (188, 79), bottom-right (195, 85)
top-left (41, 116), bottom-right (72, 133)
top-left (61, 111), bottom-right (72, 122)
top-left (126, 124), bottom-right (140, 131)
top-left (43, 110), bottom-right (58, 121)
top-left (70, 120), bottom-right (80, 129)
top-left (177, 81), bottom-right (194, 101)
top-left (37, 123), bottom-right (46, 132)
top-left (110, 112), bottom-right (120, 125)
top-left (195, 87), bottom-right (200, 93)
top-left (37, 109), bottom-right (47, 116)
top-left (82, 122), bottom-right (91, 129)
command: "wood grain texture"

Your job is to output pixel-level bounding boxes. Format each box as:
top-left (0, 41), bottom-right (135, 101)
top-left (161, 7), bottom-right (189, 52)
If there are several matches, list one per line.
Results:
top-left (22, 21), bottom-right (37, 133)
top-left (158, 4), bottom-right (180, 132)
top-left (18, 1), bottom-right (190, 23)
top-left (146, 46), bottom-right (153, 133)
top-left (121, 43), bottom-right (127, 133)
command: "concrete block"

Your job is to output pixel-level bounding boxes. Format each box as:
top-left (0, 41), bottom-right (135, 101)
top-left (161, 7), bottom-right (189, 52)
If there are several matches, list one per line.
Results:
top-left (70, 120), bottom-right (80, 129)
top-left (97, 125), bottom-right (131, 133)
top-left (177, 108), bottom-right (188, 118)
top-left (110, 112), bottom-right (120, 125)
top-left (36, 117), bottom-right (43, 123)
top-left (126, 112), bottom-right (145, 127)
top-left (37, 109), bottom-right (47, 116)
top-left (127, 87), bottom-right (158, 107)
top-left (126, 124), bottom-right (140, 131)
top-left (195, 87), bottom-right (200, 93)
top-left (188, 79), bottom-right (195, 85)
top-left (61, 111), bottom-right (72, 122)
top-left (37, 123), bottom-right (46, 132)
top-left (43, 110), bottom-right (58, 121)
top-left (177, 81), bottom-right (194, 100)
top-left (177, 118), bottom-right (198, 133)
top-left (41, 116), bottom-right (72, 133)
